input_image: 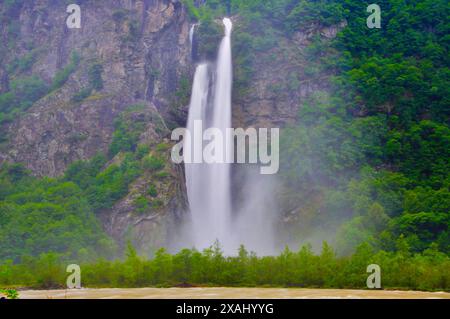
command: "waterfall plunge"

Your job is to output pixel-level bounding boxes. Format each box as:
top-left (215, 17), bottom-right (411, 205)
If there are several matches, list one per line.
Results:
top-left (209, 17), bottom-right (233, 251)
top-left (189, 24), bottom-right (196, 47)
top-left (185, 18), bottom-right (235, 253)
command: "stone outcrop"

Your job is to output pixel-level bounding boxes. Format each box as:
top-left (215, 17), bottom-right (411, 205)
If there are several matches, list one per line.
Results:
top-left (233, 21), bottom-right (347, 129)
top-left (0, 0), bottom-right (190, 253)
top-left (1, 0), bottom-right (191, 177)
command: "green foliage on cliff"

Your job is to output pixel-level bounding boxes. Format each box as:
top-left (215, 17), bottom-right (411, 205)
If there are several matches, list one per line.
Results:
top-left (0, 76), bottom-right (48, 124)
top-left (72, 154), bottom-right (142, 211)
top-left (7, 50), bottom-right (38, 74)
top-left (278, 0), bottom-right (449, 255)
top-left (142, 155), bottom-right (165, 172)
top-left (109, 105), bottom-right (148, 157)
top-left (88, 63), bottom-right (104, 91)
top-left (0, 102), bottom-right (173, 262)
top-left (0, 142), bottom-right (170, 262)
top-left (0, 51), bottom-right (80, 124)
top-left (71, 62), bottom-right (104, 102)
top-left (51, 52), bottom-right (81, 91)
top-left (196, 19), bottom-right (224, 60)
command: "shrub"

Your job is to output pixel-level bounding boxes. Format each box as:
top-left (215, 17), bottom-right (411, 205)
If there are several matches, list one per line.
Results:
top-left (148, 184), bottom-right (158, 198)
top-left (51, 51), bottom-right (80, 90)
top-left (155, 171), bottom-right (169, 179)
top-left (109, 107), bottom-right (147, 157)
top-left (151, 199), bottom-right (163, 209)
top-left (143, 155), bottom-right (165, 172)
top-left (71, 87), bottom-right (92, 102)
top-left (88, 63), bottom-right (104, 91)
top-left (0, 288), bottom-right (19, 299)
top-left (134, 195), bottom-right (150, 214)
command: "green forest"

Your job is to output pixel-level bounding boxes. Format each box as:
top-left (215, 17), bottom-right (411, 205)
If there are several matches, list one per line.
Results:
top-left (1, 243), bottom-right (449, 291)
top-left (0, 0), bottom-right (449, 291)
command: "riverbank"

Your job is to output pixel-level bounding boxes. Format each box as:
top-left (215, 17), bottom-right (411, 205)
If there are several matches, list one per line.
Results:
top-left (18, 288), bottom-right (450, 299)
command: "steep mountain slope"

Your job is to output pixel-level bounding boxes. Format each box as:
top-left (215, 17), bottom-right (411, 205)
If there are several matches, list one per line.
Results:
top-left (1, 0), bottom-right (190, 176)
top-left (0, 0), bottom-right (192, 255)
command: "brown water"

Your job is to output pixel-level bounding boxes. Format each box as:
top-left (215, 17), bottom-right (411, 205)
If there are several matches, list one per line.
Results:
top-left (18, 288), bottom-right (450, 299)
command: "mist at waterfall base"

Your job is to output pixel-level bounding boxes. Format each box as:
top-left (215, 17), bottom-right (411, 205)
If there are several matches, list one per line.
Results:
top-left (173, 18), bottom-right (277, 255)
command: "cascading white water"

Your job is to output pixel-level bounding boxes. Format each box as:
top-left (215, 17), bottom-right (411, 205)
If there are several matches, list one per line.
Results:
top-left (183, 18), bottom-right (277, 255)
top-left (189, 24), bottom-right (196, 47)
top-left (185, 18), bottom-right (235, 252)
top-left (208, 18), bottom-right (233, 251)
top-left (184, 63), bottom-right (211, 247)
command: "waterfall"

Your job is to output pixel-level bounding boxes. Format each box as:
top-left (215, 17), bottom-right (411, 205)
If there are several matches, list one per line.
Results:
top-left (184, 63), bottom-right (211, 248)
top-left (189, 24), bottom-right (196, 47)
top-left (189, 24), bottom-right (198, 59)
top-left (185, 18), bottom-right (235, 253)
top-left (209, 17), bottom-right (233, 251)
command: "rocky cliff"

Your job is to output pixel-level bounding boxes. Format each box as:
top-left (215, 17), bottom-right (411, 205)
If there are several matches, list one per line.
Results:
top-left (1, 0), bottom-right (190, 176)
top-left (0, 0), bottom-right (192, 253)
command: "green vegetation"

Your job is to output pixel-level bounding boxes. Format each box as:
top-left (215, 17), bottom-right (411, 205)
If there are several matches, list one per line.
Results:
top-left (143, 155), bottom-right (165, 172)
top-left (109, 104), bottom-right (147, 157)
top-left (51, 52), bottom-right (81, 91)
top-left (69, 153), bottom-right (142, 211)
top-left (0, 144), bottom-right (165, 262)
top-left (88, 63), bottom-right (104, 91)
top-left (0, 288), bottom-right (19, 299)
top-left (134, 196), bottom-right (151, 214)
top-left (0, 103), bottom-right (173, 262)
top-left (148, 184), bottom-right (158, 198)
top-left (168, 75), bottom-right (194, 123)
top-left (71, 62), bottom-right (104, 102)
top-left (1, 243), bottom-right (449, 291)
top-left (7, 50), bottom-right (38, 74)
top-left (0, 51), bottom-right (81, 124)
top-left (278, 0), bottom-right (449, 256)
top-left (71, 88), bottom-right (92, 103)
top-left (0, 163), bottom-right (116, 262)
top-left (196, 19), bottom-right (224, 60)
top-left (0, 76), bottom-right (48, 124)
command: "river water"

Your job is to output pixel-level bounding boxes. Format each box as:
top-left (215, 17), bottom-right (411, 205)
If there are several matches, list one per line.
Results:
top-left (18, 287), bottom-right (450, 299)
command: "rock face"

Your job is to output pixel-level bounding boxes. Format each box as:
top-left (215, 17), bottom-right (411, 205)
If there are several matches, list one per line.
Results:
top-left (1, 0), bottom-right (191, 177)
top-left (233, 21), bottom-right (347, 129)
top-left (0, 0), bottom-right (345, 253)
top-left (0, 0), bottom-right (190, 253)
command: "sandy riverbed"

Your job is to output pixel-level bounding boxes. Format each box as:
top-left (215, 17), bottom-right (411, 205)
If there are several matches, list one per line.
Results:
top-left (17, 287), bottom-right (450, 299)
